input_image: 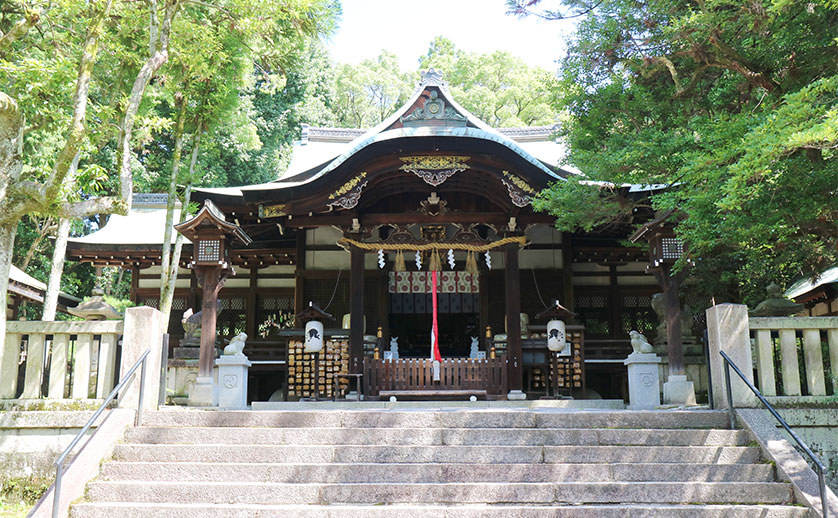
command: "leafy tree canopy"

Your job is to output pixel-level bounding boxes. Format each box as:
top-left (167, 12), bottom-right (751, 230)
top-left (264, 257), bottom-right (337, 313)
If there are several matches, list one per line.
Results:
top-left (519, 0), bottom-right (838, 303)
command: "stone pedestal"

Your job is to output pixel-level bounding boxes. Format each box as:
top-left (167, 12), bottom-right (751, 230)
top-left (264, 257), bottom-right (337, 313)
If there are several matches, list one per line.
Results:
top-left (663, 374), bottom-right (697, 406)
top-left (507, 390), bottom-right (527, 401)
top-left (215, 354), bottom-right (251, 410)
top-left (188, 375), bottom-right (215, 407)
top-left (624, 352), bottom-right (662, 410)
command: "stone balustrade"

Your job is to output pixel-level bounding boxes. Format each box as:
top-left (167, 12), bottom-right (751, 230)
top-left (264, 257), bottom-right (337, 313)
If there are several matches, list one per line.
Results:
top-left (1, 320), bottom-right (124, 401)
top-left (707, 305), bottom-right (838, 407)
top-left (749, 316), bottom-right (838, 399)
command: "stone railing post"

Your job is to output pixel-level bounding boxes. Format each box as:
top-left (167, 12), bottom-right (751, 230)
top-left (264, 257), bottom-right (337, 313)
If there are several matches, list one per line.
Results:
top-left (706, 303), bottom-right (756, 408)
top-left (118, 306), bottom-right (164, 412)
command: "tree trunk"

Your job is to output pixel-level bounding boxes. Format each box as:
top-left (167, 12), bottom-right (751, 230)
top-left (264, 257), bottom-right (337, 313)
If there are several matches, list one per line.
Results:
top-left (116, 0), bottom-right (180, 211)
top-left (0, 222), bottom-right (18, 366)
top-left (159, 95), bottom-right (187, 327)
top-left (160, 121), bottom-right (202, 334)
top-left (41, 217), bottom-right (71, 321)
top-left (20, 216), bottom-right (55, 271)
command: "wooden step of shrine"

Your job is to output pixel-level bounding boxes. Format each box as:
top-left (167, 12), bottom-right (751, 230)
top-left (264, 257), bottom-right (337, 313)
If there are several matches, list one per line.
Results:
top-left (70, 409), bottom-right (809, 517)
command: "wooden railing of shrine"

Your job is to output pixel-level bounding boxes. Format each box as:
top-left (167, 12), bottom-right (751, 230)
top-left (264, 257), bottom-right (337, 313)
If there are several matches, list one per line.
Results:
top-left (362, 357), bottom-right (508, 397)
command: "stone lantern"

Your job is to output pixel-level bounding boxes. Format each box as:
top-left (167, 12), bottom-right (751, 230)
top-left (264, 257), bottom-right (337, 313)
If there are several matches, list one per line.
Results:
top-left (69, 288), bottom-right (121, 321)
top-left (629, 210), bottom-right (695, 406)
top-left (175, 200), bottom-right (251, 406)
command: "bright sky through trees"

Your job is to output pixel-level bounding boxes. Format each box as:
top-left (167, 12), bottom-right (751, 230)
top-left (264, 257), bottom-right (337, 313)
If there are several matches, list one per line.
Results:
top-left (327, 0), bottom-right (575, 71)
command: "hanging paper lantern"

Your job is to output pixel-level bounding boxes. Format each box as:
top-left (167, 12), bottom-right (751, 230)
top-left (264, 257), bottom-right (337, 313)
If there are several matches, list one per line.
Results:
top-left (485, 251), bottom-right (492, 270)
top-left (304, 319), bottom-right (324, 353)
top-left (447, 249), bottom-right (455, 269)
top-left (546, 319), bottom-right (566, 352)
top-left (415, 250), bottom-right (422, 270)
top-left (377, 249), bottom-right (385, 269)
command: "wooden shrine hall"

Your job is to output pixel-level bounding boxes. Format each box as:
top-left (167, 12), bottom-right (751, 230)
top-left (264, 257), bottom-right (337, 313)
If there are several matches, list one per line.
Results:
top-left (67, 70), bottom-right (668, 402)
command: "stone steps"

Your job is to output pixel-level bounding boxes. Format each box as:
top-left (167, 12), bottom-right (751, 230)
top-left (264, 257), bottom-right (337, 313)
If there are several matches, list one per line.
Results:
top-left (101, 461), bottom-right (777, 483)
top-left (83, 480), bottom-right (794, 505)
top-left (71, 503), bottom-right (809, 518)
top-left (137, 409), bottom-right (731, 429)
top-left (70, 409), bottom-right (808, 517)
top-left (123, 426), bottom-right (750, 446)
top-left (111, 443), bottom-right (762, 464)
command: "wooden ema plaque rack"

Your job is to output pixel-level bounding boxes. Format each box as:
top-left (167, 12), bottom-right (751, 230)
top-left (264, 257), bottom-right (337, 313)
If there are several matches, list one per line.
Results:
top-left (551, 326), bottom-right (585, 395)
top-left (287, 340), bottom-right (349, 399)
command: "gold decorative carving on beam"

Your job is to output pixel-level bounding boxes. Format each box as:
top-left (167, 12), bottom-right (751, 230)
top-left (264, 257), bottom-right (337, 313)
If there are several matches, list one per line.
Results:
top-left (399, 156), bottom-right (470, 186)
top-left (500, 170), bottom-right (535, 207)
top-left (329, 172), bottom-right (368, 200)
top-left (258, 204), bottom-right (286, 218)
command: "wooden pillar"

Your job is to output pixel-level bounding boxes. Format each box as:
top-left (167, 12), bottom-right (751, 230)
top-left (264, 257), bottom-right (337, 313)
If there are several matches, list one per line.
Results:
top-left (246, 267), bottom-right (258, 337)
top-left (9, 294), bottom-right (19, 321)
top-left (505, 240), bottom-right (523, 394)
top-left (199, 269), bottom-right (220, 377)
top-left (479, 272), bottom-right (489, 336)
top-left (189, 270), bottom-right (200, 311)
top-left (349, 244), bottom-right (364, 374)
top-left (655, 265), bottom-right (686, 376)
top-left (608, 264), bottom-right (620, 336)
top-left (378, 270), bottom-right (389, 341)
top-left (294, 229), bottom-right (306, 315)
top-left (561, 232), bottom-right (574, 311)
top-left (130, 267), bottom-right (140, 304)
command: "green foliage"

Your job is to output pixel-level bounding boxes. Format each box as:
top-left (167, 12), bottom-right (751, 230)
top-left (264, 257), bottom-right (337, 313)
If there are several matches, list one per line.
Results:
top-left (529, 0), bottom-right (838, 303)
top-left (0, 475), bottom-right (50, 506)
top-left (315, 37), bottom-right (560, 130)
top-left (420, 36), bottom-right (559, 127)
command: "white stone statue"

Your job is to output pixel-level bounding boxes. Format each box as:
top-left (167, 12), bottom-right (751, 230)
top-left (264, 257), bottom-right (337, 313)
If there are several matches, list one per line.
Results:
top-left (629, 330), bottom-right (654, 355)
top-left (389, 336), bottom-right (399, 359)
top-left (469, 336), bottom-right (479, 359)
top-left (223, 332), bottom-right (247, 356)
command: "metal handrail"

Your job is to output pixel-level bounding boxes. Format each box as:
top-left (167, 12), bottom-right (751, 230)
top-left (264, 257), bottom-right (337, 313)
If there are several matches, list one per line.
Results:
top-left (52, 348), bottom-right (150, 518)
top-left (720, 350), bottom-right (829, 518)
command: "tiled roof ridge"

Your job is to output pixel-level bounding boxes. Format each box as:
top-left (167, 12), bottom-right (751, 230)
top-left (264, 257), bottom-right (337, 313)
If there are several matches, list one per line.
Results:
top-left (301, 125), bottom-right (558, 143)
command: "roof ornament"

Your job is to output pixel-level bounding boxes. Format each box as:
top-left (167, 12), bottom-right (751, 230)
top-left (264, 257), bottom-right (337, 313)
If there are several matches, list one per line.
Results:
top-left (419, 68), bottom-right (446, 87)
top-left (400, 86), bottom-right (467, 127)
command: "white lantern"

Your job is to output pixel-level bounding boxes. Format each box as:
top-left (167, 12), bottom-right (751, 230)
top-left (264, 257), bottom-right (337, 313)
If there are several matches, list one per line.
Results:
top-left (546, 319), bottom-right (566, 352)
top-left (304, 319), bottom-right (324, 353)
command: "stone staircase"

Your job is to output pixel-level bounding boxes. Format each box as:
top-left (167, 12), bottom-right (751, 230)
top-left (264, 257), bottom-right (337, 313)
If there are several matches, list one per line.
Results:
top-left (70, 409), bottom-right (809, 517)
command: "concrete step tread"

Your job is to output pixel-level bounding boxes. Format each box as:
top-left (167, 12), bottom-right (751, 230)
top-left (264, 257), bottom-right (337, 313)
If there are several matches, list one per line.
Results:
top-left (138, 410), bottom-right (732, 429)
top-left (70, 502), bottom-right (810, 518)
top-left (124, 427), bottom-right (749, 446)
top-left (111, 443), bottom-right (762, 464)
top-left (84, 480), bottom-right (793, 505)
top-left (100, 461), bottom-right (776, 483)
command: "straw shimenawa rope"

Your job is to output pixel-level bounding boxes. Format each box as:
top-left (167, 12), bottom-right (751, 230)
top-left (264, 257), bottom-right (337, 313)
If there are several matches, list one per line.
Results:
top-left (338, 235), bottom-right (526, 253)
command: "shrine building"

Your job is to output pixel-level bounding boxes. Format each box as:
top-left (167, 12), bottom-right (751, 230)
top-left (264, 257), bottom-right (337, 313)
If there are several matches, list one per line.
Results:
top-left (67, 70), bottom-right (685, 402)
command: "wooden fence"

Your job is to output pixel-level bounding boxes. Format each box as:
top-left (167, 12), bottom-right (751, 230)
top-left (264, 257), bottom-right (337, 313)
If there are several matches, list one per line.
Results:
top-left (749, 316), bottom-right (838, 398)
top-left (362, 357), bottom-right (508, 397)
top-left (1, 321), bottom-right (124, 400)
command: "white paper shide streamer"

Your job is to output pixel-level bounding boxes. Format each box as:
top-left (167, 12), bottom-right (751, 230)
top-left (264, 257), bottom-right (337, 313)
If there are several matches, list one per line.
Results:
top-left (447, 249), bottom-right (455, 269)
top-left (484, 251), bottom-right (492, 270)
top-left (377, 249), bottom-right (385, 269)
top-left (415, 250), bottom-right (422, 270)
